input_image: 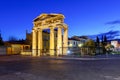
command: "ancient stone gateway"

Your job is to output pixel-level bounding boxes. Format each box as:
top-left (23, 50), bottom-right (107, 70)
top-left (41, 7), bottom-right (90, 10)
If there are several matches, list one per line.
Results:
top-left (32, 13), bottom-right (68, 56)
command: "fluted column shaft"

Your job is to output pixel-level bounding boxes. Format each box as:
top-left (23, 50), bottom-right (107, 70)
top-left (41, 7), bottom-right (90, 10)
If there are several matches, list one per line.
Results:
top-left (57, 27), bottom-right (62, 56)
top-left (63, 28), bottom-right (68, 55)
top-left (50, 27), bottom-right (55, 56)
top-left (32, 29), bottom-right (37, 56)
top-left (38, 29), bottom-right (43, 56)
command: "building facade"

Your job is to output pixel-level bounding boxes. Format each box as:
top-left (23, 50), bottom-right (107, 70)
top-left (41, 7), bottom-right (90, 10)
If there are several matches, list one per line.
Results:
top-left (111, 39), bottom-right (120, 51)
top-left (68, 36), bottom-right (89, 47)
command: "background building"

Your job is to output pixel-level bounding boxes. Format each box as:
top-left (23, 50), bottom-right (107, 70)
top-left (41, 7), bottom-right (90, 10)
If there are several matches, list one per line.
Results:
top-left (4, 40), bottom-right (30, 55)
top-left (68, 36), bottom-right (89, 47)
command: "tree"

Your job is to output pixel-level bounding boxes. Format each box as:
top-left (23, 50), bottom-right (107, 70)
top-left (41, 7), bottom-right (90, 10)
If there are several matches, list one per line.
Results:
top-left (83, 39), bottom-right (95, 55)
top-left (101, 35), bottom-right (107, 46)
top-left (105, 43), bottom-right (114, 54)
top-left (104, 35), bottom-right (107, 44)
top-left (101, 35), bottom-right (104, 44)
top-left (96, 36), bottom-right (100, 47)
top-left (101, 35), bottom-right (108, 54)
top-left (84, 39), bottom-right (95, 47)
top-left (0, 33), bottom-right (4, 46)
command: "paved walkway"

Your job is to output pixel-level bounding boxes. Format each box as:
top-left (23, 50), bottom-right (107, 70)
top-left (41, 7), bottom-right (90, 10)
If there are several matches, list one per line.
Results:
top-left (0, 55), bottom-right (120, 80)
top-left (0, 54), bottom-right (120, 61)
top-left (0, 55), bottom-right (32, 61)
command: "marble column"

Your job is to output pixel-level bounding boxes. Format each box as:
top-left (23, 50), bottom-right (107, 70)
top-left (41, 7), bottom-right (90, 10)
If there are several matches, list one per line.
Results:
top-left (57, 27), bottom-right (62, 56)
top-left (38, 29), bottom-right (43, 56)
top-left (50, 27), bottom-right (55, 56)
top-left (32, 29), bottom-right (37, 56)
top-left (63, 28), bottom-right (68, 55)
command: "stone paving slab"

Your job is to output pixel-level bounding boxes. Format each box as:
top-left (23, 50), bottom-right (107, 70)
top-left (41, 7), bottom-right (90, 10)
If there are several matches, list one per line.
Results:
top-left (1, 55), bottom-right (120, 80)
top-left (1, 55), bottom-right (120, 62)
top-left (0, 72), bottom-right (120, 80)
top-left (0, 55), bottom-right (32, 61)
top-left (0, 72), bottom-right (50, 80)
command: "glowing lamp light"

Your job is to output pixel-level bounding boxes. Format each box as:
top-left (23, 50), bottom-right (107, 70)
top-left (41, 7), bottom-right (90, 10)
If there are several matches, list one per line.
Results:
top-left (69, 44), bottom-right (72, 47)
top-left (67, 50), bottom-right (72, 55)
top-left (78, 44), bottom-right (83, 47)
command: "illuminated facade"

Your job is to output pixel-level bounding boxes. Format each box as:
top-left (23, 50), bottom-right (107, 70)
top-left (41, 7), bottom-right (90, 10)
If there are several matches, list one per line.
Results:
top-left (111, 40), bottom-right (120, 51)
top-left (32, 13), bottom-right (68, 56)
top-left (4, 41), bottom-right (30, 55)
top-left (68, 36), bottom-right (89, 47)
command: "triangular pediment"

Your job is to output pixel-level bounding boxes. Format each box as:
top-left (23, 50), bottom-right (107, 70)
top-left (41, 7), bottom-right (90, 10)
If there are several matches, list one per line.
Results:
top-left (34, 13), bottom-right (64, 22)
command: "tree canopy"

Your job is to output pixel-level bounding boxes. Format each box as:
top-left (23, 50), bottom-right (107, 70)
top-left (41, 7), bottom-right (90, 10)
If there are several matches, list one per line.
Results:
top-left (83, 39), bottom-right (95, 47)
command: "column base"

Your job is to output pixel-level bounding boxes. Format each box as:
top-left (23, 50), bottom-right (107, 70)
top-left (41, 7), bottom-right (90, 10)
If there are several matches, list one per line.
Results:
top-left (57, 48), bottom-right (62, 56)
top-left (49, 49), bottom-right (54, 56)
top-left (32, 50), bottom-right (37, 56)
top-left (37, 50), bottom-right (41, 56)
top-left (63, 48), bottom-right (67, 55)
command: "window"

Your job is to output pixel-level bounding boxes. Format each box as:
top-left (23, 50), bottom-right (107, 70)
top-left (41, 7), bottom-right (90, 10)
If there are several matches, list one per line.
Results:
top-left (68, 42), bottom-right (70, 45)
top-left (74, 42), bottom-right (75, 45)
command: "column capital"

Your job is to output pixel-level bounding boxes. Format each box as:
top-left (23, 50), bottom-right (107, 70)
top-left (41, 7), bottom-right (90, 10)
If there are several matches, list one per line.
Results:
top-left (57, 26), bottom-right (63, 29)
top-left (32, 27), bottom-right (38, 31)
top-left (38, 28), bottom-right (43, 32)
top-left (63, 25), bottom-right (68, 30)
top-left (56, 24), bottom-right (63, 28)
top-left (32, 29), bottom-right (37, 32)
top-left (49, 26), bottom-right (54, 29)
top-left (58, 27), bottom-right (63, 30)
top-left (64, 27), bottom-right (68, 30)
top-left (63, 24), bottom-right (68, 30)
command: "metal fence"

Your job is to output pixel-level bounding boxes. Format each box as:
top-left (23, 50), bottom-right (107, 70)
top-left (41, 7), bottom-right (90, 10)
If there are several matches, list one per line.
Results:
top-left (20, 47), bottom-right (107, 56)
top-left (24, 47), bottom-right (102, 56)
top-left (1, 46), bottom-right (120, 56)
top-left (60, 47), bottom-right (107, 56)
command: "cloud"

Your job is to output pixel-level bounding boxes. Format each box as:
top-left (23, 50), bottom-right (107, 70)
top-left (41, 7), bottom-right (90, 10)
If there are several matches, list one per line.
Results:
top-left (99, 30), bottom-right (120, 39)
top-left (105, 20), bottom-right (120, 25)
top-left (88, 30), bottom-right (120, 40)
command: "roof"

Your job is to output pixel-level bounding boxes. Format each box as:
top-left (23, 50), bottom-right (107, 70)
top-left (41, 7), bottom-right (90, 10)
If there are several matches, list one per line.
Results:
top-left (78, 36), bottom-right (89, 39)
top-left (68, 38), bottom-right (80, 41)
top-left (4, 40), bottom-right (26, 45)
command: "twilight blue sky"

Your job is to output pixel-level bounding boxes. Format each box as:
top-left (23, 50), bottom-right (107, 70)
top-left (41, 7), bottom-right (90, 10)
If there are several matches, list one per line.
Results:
top-left (0, 0), bottom-right (120, 41)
